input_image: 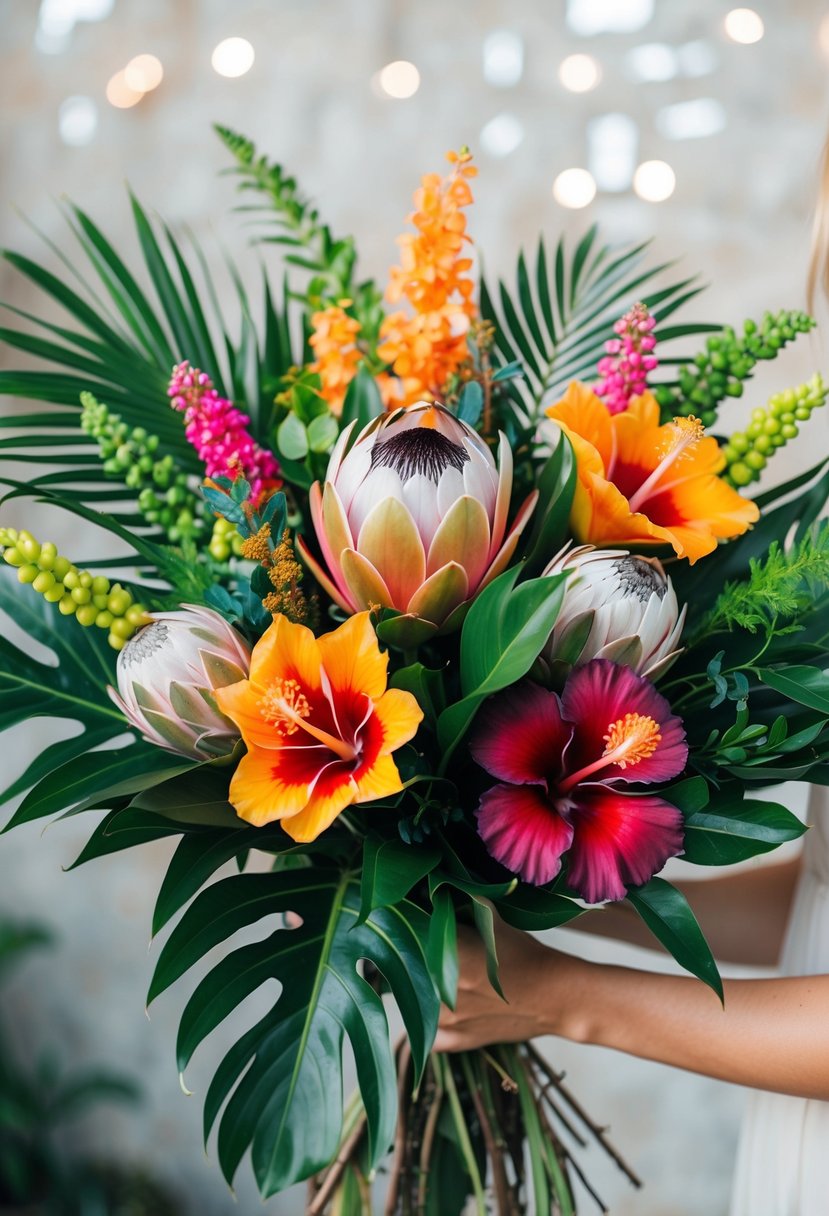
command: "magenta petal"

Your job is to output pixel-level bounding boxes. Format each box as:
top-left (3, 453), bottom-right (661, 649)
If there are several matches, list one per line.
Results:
top-left (470, 682), bottom-right (571, 786)
top-left (477, 784), bottom-right (574, 886)
top-left (561, 658), bottom-right (688, 784)
top-left (566, 786), bottom-right (684, 904)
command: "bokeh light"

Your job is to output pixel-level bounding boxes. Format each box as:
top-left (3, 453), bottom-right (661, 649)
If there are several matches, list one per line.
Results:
top-left (211, 37), bottom-right (255, 78)
top-left (105, 69), bottom-right (143, 108)
top-left (377, 60), bottom-right (421, 99)
top-left (58, 94), bottom-right (98, 145)
top-left (124, 53), bottom-right (163, 92)
top-left (558, 54), bottom-right (601, 93)
top-left (633, 159), bottom-right (676, 202)
top-left (724, 8), bottom-right (765, 44)
top-left (552, 168), bottom-right (597, 209)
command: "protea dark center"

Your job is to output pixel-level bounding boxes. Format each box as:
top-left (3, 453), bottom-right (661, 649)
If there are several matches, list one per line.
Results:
top-left (611, 556), bottom-right (667, 601)
top-left (119, 620), bottom-right (170, 666)
top-left (371, 428), bottom-right (469, 482)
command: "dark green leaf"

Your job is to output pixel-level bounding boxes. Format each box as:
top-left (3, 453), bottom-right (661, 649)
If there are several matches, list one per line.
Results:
top-left (626, 877), bottom-right (723, 1001)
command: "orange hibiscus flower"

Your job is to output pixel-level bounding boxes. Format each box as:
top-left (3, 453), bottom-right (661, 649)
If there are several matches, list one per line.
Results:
top-left (215, 612), bottom-right (423, 841)
top-left (546, 382), bottom-right (759, 564)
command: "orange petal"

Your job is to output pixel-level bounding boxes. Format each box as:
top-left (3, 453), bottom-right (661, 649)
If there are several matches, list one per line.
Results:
top-left (317, 611), bottom-right (389, 701)
top-left (547, 382), bottom-right (614, 471)
top-left (247, 613), bottom-right (322, 691)
top-left (571, 470), bottom-right (675, 551)
top-left (227, 746), bottom-right (310, 827)
top-left (357, 497), bottom-right (426, 609)
top-left (354, 753), bottom-right (405, 805)
top-left (372, 687), bottom-right (424, 752)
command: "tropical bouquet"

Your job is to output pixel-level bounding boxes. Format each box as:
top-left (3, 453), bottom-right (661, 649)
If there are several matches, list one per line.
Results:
top-left (2, 127), bottom-right (829, 1215)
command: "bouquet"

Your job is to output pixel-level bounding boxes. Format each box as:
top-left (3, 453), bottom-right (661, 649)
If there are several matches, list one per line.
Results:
top-left (2, 127), bottom-right (829, 1214)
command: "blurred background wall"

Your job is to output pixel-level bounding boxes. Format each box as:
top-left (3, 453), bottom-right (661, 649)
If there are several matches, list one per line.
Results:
top-left (1, 1), bottom-right (828, 1213)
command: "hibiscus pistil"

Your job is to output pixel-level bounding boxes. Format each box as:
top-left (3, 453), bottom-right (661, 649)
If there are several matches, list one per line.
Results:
top-left (627, 416), bottom-right (705, 513)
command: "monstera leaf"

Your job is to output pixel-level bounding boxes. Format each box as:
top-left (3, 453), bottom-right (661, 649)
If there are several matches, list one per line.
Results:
top-left (147, 867), bottom-right (439, 1196)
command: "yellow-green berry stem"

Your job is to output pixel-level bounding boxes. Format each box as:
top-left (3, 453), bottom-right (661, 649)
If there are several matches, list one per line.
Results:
top-left (0, 526), bottom-right (150, 650)
top-left (722, 373), bottom-right (827, 488)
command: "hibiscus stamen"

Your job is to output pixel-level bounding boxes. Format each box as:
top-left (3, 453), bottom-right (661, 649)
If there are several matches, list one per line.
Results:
top-left (626, 416), bottom-right (704, 514)
top-left (259, 678), bottom-right (358, 761)
top-left (559, 712), bottom-right (661, 791)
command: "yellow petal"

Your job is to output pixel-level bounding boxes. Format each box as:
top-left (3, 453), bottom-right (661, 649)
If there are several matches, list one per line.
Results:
top-left (547, 382), bottom-right (614, 472)
top-left (248, 613), bottom-right (321, 691)
top-left (354, 753), bottom-right (405, 805)
top-left (317, 611), bottom-right (389, 701)
top-left (280, 777), bottom-right (358, 842)
top-left (227, 747), bottom-right (310, 827)
top-left (372, 687), bottom-right (424, 752)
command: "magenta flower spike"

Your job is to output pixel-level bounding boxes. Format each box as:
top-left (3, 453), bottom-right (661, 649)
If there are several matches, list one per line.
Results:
top-left (298, 403), bottom-right (537, 644)
top-left (168, 361), bottom-right (280, 503)
top-left (471, 659), bottom-right (688, 903)
top-left (595, 302), bottom-right (658, 415)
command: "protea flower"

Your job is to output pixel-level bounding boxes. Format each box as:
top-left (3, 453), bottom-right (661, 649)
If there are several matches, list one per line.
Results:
top-left (110, 605), bottom-right (250, 758)
top-left (297, 403), bottom-right (537, 643)
top-left (215, 612), bottom-right (423, 841)
top-left (540, 544), bottom-right (685, 681)
top-left (471, 660), bottom-right (688, 903)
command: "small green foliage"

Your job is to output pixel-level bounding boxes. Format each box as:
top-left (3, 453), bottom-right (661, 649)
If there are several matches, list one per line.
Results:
top-left (698, 523), bottom-right (829, 638)
top-left (654, 309), bottom-right (815, 426)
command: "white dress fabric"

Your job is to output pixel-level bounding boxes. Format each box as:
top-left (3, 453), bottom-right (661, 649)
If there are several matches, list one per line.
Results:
top-left (730, 784), bottom-right (829, 1216)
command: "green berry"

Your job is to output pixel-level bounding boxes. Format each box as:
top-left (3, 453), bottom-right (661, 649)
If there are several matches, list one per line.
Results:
top-left (729, 461), bottom-right (753, 487)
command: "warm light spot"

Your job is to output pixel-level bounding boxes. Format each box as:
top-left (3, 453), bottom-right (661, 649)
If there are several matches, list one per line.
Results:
top-left (633, 159), bottom-right (676, 202)
top-left (820, 14), bottom-right (829, 58)
top-left (377, 60), bottom-right (420, 99)
top-left (58, 94), bottom-right (97, 145)
top-left (124, 53), bottom-right (163, 92)
top-left (558, 53), bottom-right (601, 93)
top-left (603, 713), bottom-right (661, 769)
top-left (552, 168), bottom-right (597, 209)
top-left (724, 8), bottom-right (764, 44)
top-left (211, 36), bottom-right (255, 78)
top-left (106, 69), bottom-right (143, 109)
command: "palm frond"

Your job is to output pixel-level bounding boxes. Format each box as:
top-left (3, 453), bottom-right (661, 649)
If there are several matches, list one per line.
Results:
top-left (482, 226), bottom-right (717, 425)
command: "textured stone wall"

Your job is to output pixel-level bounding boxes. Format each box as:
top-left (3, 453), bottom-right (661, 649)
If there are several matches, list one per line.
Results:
top-left (1, 1), bottom-right (828, 1212)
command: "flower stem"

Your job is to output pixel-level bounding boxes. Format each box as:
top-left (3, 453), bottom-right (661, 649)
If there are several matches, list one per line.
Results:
top-left (438, 1055), bottom-right (487, 1216)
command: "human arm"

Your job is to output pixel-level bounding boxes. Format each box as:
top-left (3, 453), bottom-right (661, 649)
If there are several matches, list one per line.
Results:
top-left (435, 919), bottom-right (829, 1101)
top-left (573, 855), bottom-right (802, 966)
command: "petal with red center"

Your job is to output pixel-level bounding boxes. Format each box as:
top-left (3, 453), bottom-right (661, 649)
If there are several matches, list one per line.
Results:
top-left (561, 658), bottom-right (688, 784)
top-left (477, 783), bottom-right (573, 886)
top-left (339, 549), bottom-right (394, 611)
top-left (371, 687), bottom-right (424, 751)
top-left (357, 497), bottom-right (427, 609)
top-left (226, 746), bottom-right (312, 827)
top-left (317, 611), bottom-right (389, 703)
top-left (406, 561), bottom-right (469, 626)
top-left (566, 787), bottom-right (684, 904)
top-left (427, 495), bottom-right (491, 588)
top-left (280, 766), bottom-right (360, 842)
top-left (354, 752), bottom-right (405, 805)
top-left (471, 682), bottom-right (571, 786)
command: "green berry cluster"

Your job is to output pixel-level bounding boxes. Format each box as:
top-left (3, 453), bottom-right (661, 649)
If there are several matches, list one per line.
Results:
top-left (80, 392), bottom-right (203, 543)
top-left (654, 310), bottom-right (815, 427)
top-left (722, 373), bottom-right (827, 488)
top-left (208, 517), bottom-right (245, 563)
top-left (0, 527), bottom-right (149, 651)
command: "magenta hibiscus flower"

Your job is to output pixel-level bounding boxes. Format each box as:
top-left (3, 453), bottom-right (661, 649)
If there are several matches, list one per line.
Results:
top-left (470, 659), bottom-right (689, 903)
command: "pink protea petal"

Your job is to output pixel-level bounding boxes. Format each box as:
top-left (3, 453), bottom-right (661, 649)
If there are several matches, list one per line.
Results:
top-left (426, 494), bottom-right (491, 587)
top-left (477, 784), bottom-right (574, 886)
top-left (566, 787), bottom-right (684, 903)
top-left (296, 536), bottom-right (356, 614)
top-left (561, 658), bottom-right (688, 785)
top-left (406, 561), bottom-right (469, 625)
top-left (357, 496), bottom-right (427, 609)
top-left (480, 490), bottom-right (539, 587)
top-left (490, 432), bottom-right (514, 558)
top-left (471, 683), bottom-right (571, 786)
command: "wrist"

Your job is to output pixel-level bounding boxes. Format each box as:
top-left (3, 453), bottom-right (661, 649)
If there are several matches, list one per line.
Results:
top-left (533, 949), bottom-right (597, 1042)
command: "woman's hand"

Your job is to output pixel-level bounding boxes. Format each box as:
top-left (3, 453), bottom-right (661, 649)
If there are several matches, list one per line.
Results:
top-left (434, 919), bottom-right (581, 1052)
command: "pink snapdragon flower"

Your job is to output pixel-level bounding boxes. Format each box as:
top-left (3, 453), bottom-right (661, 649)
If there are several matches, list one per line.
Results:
top-left (471, 660), bottom-right (688, 903)
top-left (595, 303), bottom-right (658, 416)
top-left (168, 362), bottom-right (280, 504)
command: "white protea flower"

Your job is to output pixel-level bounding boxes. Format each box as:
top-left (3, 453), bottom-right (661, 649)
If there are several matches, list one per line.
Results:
top-left (541, 544), bottom-right (685, 681)
top-left (297, 402), bottom-right (537, 644)
top-left (109, 604), bottom-right (251, 758)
